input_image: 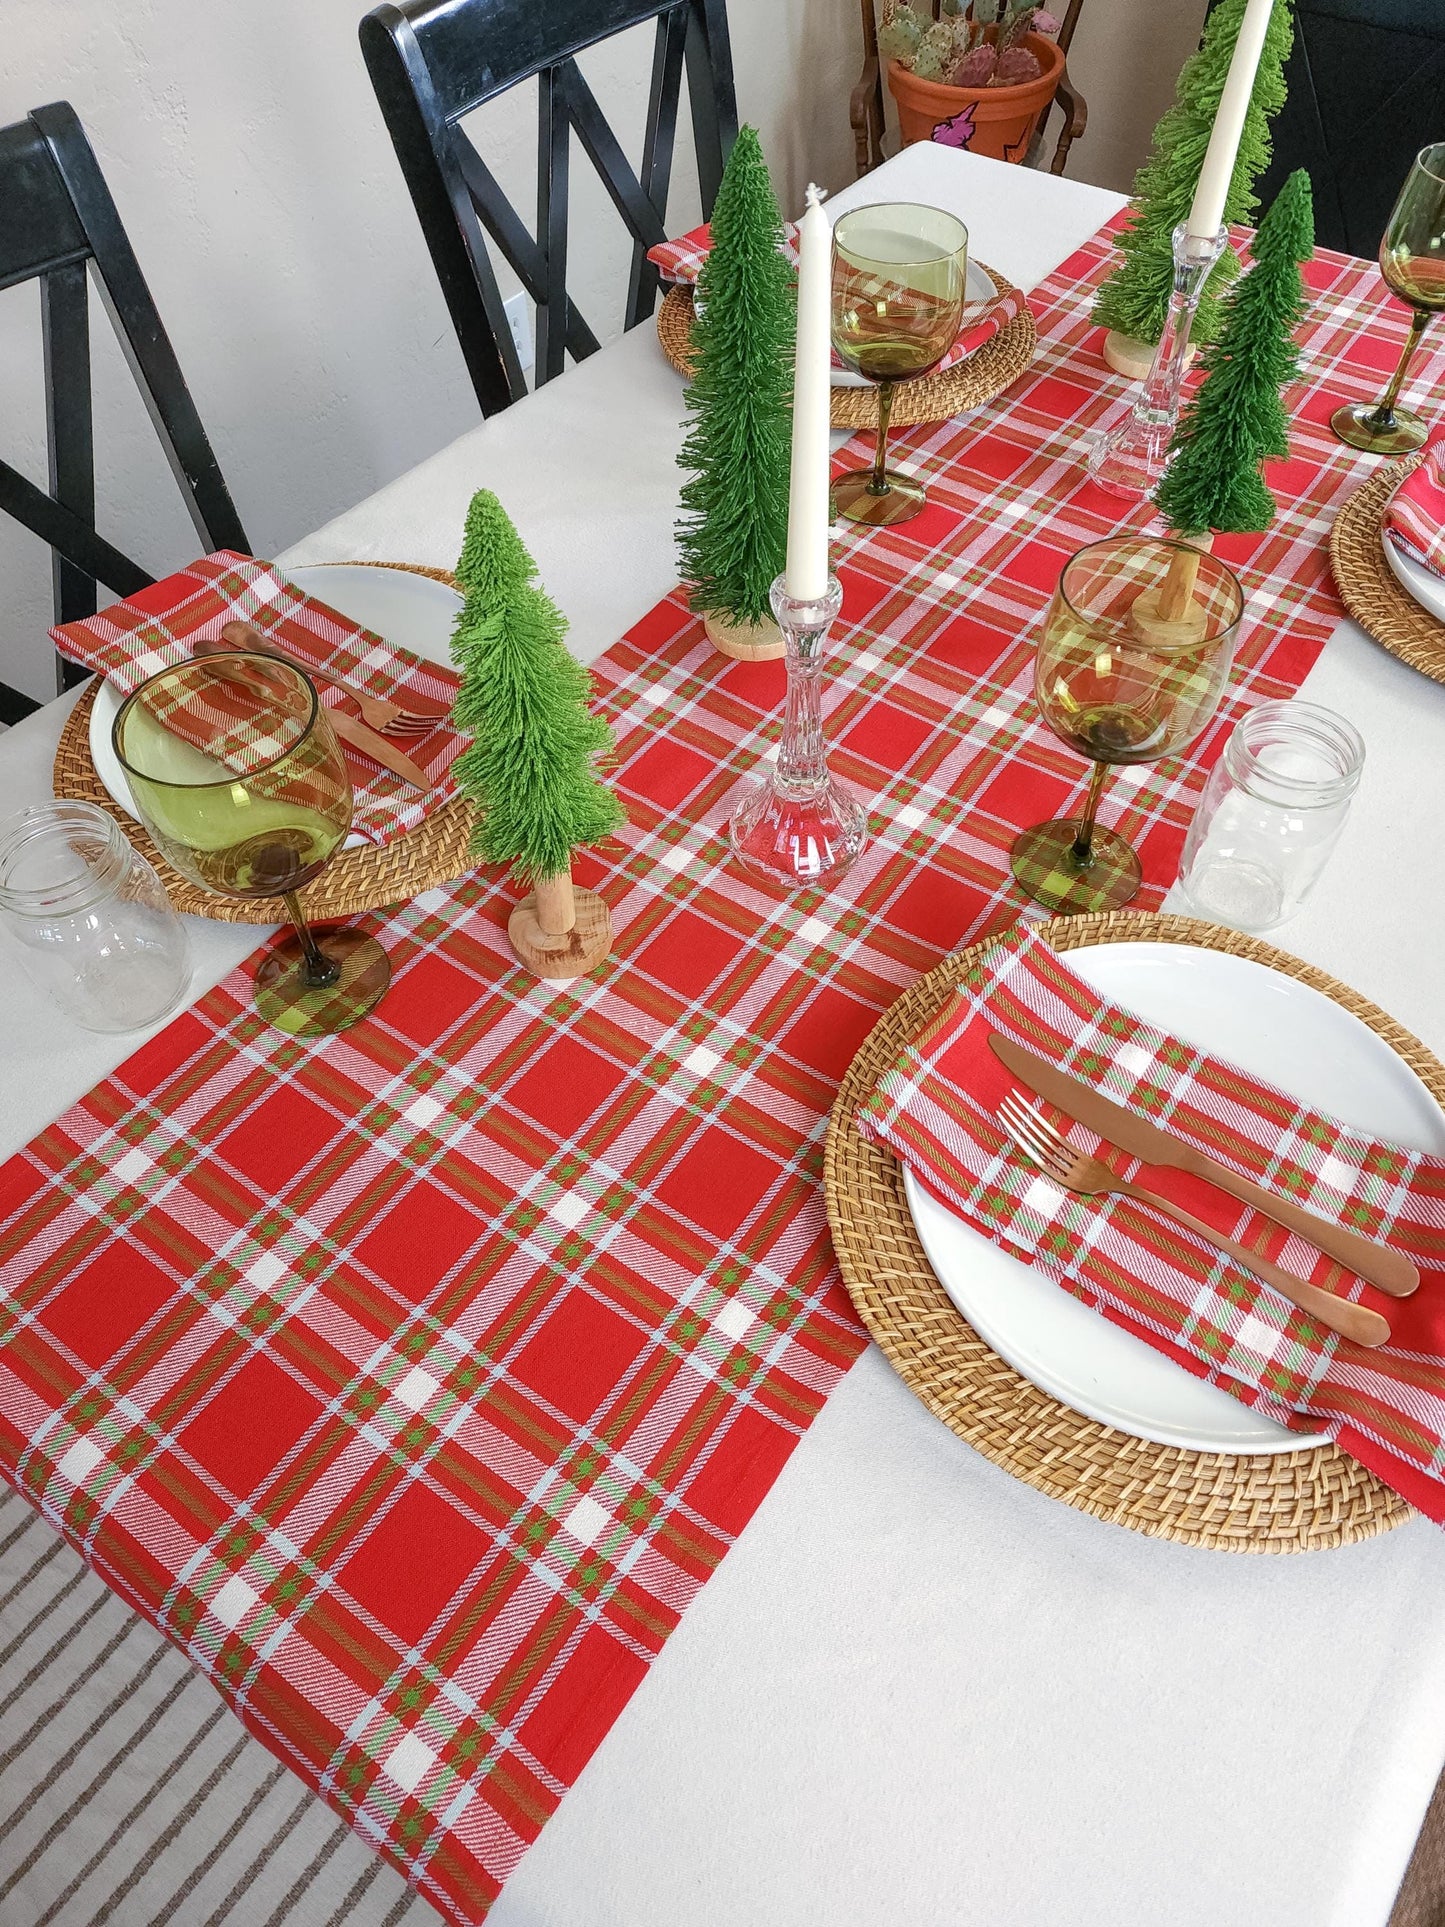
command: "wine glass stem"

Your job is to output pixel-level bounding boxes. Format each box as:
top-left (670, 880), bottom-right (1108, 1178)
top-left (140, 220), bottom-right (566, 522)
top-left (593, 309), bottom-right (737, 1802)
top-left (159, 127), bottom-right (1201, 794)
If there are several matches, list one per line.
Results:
top-left (284, 891), bottom-right (341, 989)
top-left (869, 382), bottom-right (896, 496)
top-left (1365, 310), bottom-right (1430, 430)
top-left (1071, 762), bottom-right (1110, 867)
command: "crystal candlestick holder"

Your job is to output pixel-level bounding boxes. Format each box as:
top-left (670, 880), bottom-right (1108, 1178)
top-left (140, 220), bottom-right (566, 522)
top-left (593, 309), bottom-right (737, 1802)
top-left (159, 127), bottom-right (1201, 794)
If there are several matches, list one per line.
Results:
top-left (1087, 222), bottom-right (1229, 501)
top-left (727, 575), bottom-right (870, 891)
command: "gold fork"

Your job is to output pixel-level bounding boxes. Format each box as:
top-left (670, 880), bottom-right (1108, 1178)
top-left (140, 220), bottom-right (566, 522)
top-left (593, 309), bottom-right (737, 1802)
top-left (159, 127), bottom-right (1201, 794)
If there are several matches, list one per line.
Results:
top-left (998, 1091), bottom-right (1391, 1350)
top-left (220, 621), bottom-right (448, 736)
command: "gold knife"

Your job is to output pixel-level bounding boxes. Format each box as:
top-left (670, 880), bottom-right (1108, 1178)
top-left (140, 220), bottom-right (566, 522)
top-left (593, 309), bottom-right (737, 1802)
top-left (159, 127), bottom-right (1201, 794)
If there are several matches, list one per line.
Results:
top-left (194, 636), bottom-right (433, 792)
top-left (988, 1033), bottom-right (1420, 1298)
top-left (324, 706), bottom-right (433, 792)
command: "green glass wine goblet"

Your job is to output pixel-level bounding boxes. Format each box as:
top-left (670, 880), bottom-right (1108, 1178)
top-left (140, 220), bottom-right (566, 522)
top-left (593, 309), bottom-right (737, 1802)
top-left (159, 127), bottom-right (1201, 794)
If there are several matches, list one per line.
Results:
top-left (114, 653), bottom-right (390, 1035)
top-left (831, 202), bottom-right (968, 526)
top-left (1011, 537), bottom-right (1245, 916)
top-left (1331, 142), bottom-right (1445, 455)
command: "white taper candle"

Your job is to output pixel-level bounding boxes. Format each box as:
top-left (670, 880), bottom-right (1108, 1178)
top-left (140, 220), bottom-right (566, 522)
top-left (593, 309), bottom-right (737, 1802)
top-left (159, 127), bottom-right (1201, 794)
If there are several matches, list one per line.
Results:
top-left (1187, 0), bottom-right (1274, 240)
top-left (785, 184), bottom-right (832, 603)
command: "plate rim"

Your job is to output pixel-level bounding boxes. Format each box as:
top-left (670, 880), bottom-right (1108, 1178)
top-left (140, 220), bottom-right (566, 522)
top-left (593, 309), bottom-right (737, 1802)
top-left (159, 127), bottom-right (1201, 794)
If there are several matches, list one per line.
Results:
top-left (1382, 523), bottom-right (1445, 626)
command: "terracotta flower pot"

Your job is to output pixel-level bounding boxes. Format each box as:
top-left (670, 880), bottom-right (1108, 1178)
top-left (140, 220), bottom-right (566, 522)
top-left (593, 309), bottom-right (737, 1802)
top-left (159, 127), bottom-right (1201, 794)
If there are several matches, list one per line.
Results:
top-left (886, 32), bottom-right (1065, 165)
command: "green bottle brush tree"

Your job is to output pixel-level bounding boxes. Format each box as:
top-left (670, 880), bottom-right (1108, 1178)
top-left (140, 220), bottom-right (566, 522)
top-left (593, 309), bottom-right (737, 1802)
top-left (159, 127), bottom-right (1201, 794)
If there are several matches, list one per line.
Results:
top-left (1135, 170), bottom-right (1313, 644)
top-left (1156, 168), bottom-right (1314, 541)
top-left (676, 124), bottom-right (795, 660)
top-left (450, 488), bottom-right (626, 979)
top-left (1092, 0), bottom-right (1294, 369)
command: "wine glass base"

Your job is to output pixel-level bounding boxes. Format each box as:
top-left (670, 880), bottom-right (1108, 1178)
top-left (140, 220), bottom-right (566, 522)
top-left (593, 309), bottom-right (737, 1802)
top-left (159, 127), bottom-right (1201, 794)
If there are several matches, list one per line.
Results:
top-left (1010, 819), bottom-right (1142, 916)
top-left (728, 776), bottom-right (870, 891)
top-left (254, 928), bottom-right (391, 1035)
top-left (1328, 401), bottom-right (1428, 455)
top-left (834, 467), bottom-right (928, 526)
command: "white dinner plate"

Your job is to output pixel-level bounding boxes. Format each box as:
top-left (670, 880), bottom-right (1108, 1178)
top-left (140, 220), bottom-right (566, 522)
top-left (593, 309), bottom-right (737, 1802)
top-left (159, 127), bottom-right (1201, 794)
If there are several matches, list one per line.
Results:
top-left (89, 563), bottom-right (464, 828)
top-left (1382, 526), bottom-right (1445, 627)
top-left (905, 940), bottom-right (1445, 1455)
top-left (831, 259), bottom-right (1000, 389)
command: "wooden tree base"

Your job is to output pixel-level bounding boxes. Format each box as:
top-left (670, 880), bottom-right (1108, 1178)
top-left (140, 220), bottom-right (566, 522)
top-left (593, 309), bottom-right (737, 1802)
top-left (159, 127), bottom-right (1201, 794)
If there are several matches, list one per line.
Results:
top-left (508, 886), bottom-right (613, 980)
top-left (1128, 584), bottom-right (1209, 649)
top-left (1129, 538), bottom-right (1212, 649)
top-left (1101, 330), bottom-right (1158, 379)
top-left (1101, 330), bottom-right (1198, 382)
top-left (704, 609), bottom-right (786, 661)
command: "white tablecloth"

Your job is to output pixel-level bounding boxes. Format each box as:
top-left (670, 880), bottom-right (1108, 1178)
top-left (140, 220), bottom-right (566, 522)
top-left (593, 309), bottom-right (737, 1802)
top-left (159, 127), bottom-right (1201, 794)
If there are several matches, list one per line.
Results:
top-left (4, 146), bottom-right (1445, 1927)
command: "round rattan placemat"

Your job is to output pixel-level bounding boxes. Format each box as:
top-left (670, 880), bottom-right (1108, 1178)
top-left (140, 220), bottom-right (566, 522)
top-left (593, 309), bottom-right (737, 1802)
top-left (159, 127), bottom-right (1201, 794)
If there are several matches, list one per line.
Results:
top-left (51, 564), bottom-right (477, 925)
top-left (656, 264), bottom-right (1037, 430)
top-left (824, 909), bottom-right (1425, 1553)
top-left (1330, 453), bottom-right (1445, 682)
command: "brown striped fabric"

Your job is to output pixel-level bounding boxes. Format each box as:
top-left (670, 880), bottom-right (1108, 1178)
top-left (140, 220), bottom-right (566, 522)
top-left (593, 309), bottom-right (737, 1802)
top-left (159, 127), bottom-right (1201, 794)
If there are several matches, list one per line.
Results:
top-left (0, 1488), bottom-right (439, 1927)
top-left (4, 1479), bottom-right (1444, 1923)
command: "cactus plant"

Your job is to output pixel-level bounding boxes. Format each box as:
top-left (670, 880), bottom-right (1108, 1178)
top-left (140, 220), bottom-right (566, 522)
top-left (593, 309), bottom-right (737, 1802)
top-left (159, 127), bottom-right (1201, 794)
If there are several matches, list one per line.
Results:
top-left (952, 41), bottom-right (997, 84)
top-left (877, 2), bottom-right (923, 60)
top-left (993, 42), bottom-right (1042, 83)
top-left (884, 0), bottom-right (1059, 83)
top-left (909, 34), bottom-right (949, 80)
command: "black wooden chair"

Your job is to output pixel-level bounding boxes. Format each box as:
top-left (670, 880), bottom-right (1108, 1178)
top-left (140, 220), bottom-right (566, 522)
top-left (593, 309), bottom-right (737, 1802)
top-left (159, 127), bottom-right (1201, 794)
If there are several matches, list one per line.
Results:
top-left (359, 0), bottom-right (739, 417)
top-left (0, 102), bottom-right (248, 725)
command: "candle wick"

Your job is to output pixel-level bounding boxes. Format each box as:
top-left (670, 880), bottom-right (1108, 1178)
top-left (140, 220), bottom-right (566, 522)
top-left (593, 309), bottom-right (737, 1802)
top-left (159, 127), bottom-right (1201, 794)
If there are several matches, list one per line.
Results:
top-left (804, 183), bottom-right (829, 212)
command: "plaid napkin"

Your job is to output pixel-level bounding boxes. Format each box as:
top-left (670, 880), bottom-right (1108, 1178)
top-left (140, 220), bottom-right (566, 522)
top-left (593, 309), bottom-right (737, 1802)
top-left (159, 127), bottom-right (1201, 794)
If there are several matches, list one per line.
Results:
top-left (647, 221), bottom-right (1029, 378)
top-left (1384, 436), bottom-right (1445, 580)
top-left (51, 551), bottom-right (464, 847)
top-left (857, 926), bottom-right (1445, 1523)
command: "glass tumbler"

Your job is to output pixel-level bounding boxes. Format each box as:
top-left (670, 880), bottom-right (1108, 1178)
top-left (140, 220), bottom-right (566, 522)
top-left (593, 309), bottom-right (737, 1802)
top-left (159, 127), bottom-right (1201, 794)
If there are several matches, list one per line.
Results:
top-left (1176, 701), bottom-right (1365, 933)
top-left (0, 801), bottom-right (191, 1031)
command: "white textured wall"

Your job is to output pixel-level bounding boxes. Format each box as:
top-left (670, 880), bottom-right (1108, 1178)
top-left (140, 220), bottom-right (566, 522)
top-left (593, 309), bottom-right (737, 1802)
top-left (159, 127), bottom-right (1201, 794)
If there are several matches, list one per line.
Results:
top-left (0, 0), bottom-right (1199, 705)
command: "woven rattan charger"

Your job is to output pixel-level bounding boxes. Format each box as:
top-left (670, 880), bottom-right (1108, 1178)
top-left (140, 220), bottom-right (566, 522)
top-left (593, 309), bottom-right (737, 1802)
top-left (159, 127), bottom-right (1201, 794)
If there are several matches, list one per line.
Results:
top-left (825, 909), bottom-right (1427, 1554)
top-left (656, 262), bottom-right (1037, 429)
top-left (52, 562), bottom-right (476, 925)
top-left (1330, 453), bottom-right (1445, 683)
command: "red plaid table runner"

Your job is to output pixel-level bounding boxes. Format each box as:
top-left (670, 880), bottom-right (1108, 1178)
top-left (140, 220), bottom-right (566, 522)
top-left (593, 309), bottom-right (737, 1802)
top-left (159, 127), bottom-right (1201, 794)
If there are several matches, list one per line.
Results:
top-left (3, 215), bottom-right (1442, 1923)
top-left (857, 925), bottom-right (1445, 1519)
top-left (51, 552), bottom-right (464, 846)
top-left (647, 218), bottom-right (1029, 376)
top-left (1384, 433), bottom-right (1445, 578)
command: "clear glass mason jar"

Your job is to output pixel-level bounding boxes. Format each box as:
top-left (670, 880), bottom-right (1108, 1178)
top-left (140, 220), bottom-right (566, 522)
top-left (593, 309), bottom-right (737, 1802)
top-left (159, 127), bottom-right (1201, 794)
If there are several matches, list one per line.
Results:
top-left (1176, 700), bottom-right (1365, 933)
top-left (0, 801), bottom-right (192, 1031)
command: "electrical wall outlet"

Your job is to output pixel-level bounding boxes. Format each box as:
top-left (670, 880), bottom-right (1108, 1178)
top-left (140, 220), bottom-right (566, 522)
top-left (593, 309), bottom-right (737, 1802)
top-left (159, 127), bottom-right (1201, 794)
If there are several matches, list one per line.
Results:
top-left (503, 291), bottom-right (534, 374)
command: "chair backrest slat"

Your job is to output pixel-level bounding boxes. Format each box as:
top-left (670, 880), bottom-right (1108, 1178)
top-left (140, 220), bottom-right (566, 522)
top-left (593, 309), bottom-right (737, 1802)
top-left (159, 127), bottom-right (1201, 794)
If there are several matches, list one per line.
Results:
top-left (452, 137), bottom-right (603, 364)
top-left (0, 461), bottom-right (152, 604)
top-left (563, 65), bottom-right (670, 255)
top-left (536, 64), bottom-right (571, 386)
top-left (361, 0), bottom-right (738, 415)
top-left (626, 6), bottom-right (688, 326)
top-left (399, 0), bottom-right (678, 119)
top-left (0, 121), bottom-right (87, 290)
top-left (40, 260), bottom-right (96, 635)
top-left (0, 102), bottom-right (248, 720)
